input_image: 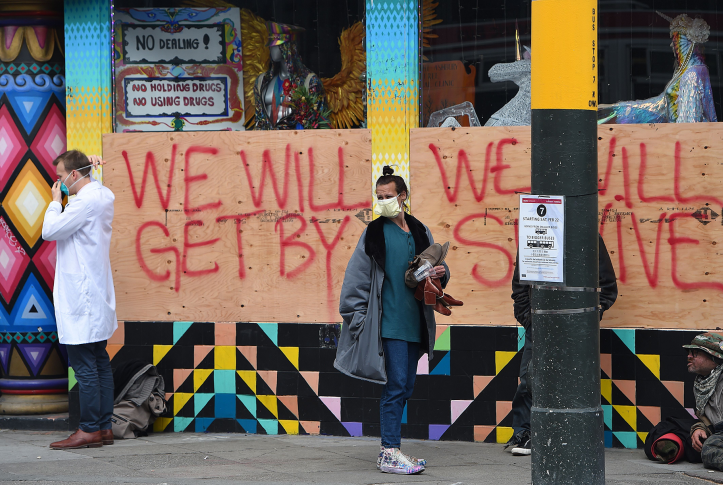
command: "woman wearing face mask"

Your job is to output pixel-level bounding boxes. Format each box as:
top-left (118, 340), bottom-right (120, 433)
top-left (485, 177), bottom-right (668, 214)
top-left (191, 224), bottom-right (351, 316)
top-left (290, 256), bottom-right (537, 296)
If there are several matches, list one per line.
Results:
top-left (334, 166), bottom-right (449, 475)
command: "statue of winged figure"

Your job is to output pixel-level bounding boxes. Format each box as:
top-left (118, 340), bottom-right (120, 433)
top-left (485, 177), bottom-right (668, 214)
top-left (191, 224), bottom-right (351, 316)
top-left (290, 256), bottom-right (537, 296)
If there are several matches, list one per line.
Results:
top-left (598, 12), bottom-right (717, 124)
top-left (182, 0), bottom-right (365, 129)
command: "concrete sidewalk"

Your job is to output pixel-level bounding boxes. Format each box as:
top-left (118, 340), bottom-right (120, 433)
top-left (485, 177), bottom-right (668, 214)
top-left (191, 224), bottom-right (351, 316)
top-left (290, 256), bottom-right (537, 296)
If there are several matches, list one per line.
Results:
top-left (0, 429), bottom-right (721, 484)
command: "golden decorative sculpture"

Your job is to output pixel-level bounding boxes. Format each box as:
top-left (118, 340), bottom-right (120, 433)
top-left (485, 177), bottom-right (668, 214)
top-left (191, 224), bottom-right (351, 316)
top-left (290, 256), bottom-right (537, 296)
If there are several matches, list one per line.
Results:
top-left (319, 21), bottom-right (365, 129)
top-left (421, 0), bottom-right (442, 61)
top-left (182, 1), bottom-right (366, 129)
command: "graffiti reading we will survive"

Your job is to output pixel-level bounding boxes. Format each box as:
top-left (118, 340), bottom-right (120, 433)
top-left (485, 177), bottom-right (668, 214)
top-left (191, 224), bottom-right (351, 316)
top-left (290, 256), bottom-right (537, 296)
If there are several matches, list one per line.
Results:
top-left (103, 130), bottom-right (371, 322)
top-left (411, 123), bottom-right (723, 329)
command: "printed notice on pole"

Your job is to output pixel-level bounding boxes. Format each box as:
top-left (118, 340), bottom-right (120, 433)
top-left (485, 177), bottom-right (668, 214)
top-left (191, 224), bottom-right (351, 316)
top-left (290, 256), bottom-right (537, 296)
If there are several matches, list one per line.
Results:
top-left (519, 195), bottom-right (565, 283)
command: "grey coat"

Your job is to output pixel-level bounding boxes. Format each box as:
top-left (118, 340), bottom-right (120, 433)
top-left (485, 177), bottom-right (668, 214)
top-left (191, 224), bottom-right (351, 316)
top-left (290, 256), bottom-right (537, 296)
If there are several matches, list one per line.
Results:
top-left (334, 213), bottom-right (450, 384)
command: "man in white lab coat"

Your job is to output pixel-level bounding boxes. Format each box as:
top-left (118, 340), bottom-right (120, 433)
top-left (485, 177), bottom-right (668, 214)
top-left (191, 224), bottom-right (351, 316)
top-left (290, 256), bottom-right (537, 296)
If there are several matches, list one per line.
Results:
top-left (42, 150), bottom-right (117, 450)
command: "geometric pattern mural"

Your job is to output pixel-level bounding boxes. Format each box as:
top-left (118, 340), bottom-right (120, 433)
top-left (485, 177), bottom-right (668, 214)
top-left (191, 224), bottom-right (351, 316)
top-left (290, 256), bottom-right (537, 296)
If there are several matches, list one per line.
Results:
top-left (0, 329), bottom-right (65, 379)
top-left (0, 217), bottom-right (30, 303)
top-left (0, 38), bottom-right (65, 386)
top-left (366, 0), bottom-right (419, 210)
top-left (0, 105), bottom-right (28, 190)
top-left (32, 240), bottom-right (56, 291)
top-left (88, 322), bottom-right (699, 449)
top-left (9, 273), bottom-right (55, 331)
top-left (2, 161), bottom-right (53, 248)
top-left (3, 79), bottom-right (55, 136)
top-left (65, 0), bottom-right (112, 156)
top-left (30, 104), bottom-right (67, 179)
top-left (0, 62), bottom-right (63, 77)
top-left (600, 329), bottom-right (699, 449)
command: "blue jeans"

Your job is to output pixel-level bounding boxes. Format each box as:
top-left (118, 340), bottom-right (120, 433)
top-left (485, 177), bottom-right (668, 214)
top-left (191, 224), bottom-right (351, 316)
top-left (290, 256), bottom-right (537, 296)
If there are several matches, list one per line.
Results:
top-left (511, 325), bottom-right (532, 436)
top-left (380, 338), bottom-right (419, 448)
top-left (66, 340), bottom-right (114, 433)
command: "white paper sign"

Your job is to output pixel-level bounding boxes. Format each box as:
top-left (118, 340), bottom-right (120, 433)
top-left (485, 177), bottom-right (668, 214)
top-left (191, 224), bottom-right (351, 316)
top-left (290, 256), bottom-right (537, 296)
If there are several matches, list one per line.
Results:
top-left (122, 25), bottom-right (225, 64)
top-left (519, 195), bottom-right (565, 283)
top-left (124, 77), bottom-right (228, 117)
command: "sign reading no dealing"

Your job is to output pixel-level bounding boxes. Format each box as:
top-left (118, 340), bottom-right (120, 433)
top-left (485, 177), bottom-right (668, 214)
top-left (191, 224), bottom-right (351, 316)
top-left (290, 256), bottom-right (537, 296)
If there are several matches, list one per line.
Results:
top-left (519, 195), bottom-right (565, 283)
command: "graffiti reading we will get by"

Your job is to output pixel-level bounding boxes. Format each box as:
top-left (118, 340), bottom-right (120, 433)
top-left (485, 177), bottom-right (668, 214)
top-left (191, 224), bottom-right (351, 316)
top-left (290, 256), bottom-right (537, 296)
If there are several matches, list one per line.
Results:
top-left (411, 124), bottom-right (723, 329)
top-left (104, 130), bottom-right (371, 323)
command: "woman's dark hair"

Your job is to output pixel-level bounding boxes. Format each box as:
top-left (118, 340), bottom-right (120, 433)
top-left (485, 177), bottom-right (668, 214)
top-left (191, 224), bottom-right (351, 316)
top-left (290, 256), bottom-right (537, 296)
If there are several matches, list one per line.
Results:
top-left (376, 166), bottom-right (409, 212)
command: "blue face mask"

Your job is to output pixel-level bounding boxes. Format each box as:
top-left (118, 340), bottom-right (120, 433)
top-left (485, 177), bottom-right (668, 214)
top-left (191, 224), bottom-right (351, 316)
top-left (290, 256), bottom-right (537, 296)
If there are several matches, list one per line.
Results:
top-left (59, 164), bottom-right (93, 196)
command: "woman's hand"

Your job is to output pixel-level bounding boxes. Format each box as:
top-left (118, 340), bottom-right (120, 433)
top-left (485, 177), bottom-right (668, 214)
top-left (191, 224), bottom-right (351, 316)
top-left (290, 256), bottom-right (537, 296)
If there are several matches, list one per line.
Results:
top-left (432, 265), bottom-right (446, 278)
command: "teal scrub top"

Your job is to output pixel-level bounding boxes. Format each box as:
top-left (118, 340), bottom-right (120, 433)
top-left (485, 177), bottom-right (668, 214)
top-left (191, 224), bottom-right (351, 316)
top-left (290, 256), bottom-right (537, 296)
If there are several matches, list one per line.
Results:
top-left (380, 219), bottom-right (422, 343)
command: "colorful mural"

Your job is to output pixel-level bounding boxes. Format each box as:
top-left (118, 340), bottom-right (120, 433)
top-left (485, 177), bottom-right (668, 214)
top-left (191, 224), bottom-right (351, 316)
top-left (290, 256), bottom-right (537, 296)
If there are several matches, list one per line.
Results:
top-left (85, 322), bottom-right (697, 449)
top-left (366, 0), bottom-right (418, 209)
top-left (64, 0), bottom-right (112, 156)
top-left (0, 24), bottom-right (67, 411)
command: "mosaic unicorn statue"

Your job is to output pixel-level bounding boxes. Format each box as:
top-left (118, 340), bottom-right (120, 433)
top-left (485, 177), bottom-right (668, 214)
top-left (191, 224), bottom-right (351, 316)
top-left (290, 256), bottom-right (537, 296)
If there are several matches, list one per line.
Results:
top-left (485, 46), bottom-right (531, 127)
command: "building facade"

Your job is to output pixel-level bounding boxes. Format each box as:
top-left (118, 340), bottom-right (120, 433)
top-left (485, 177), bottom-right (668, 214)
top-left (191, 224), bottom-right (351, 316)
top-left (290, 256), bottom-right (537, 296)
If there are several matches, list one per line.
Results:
top-left (0, 0), bottom-right (721, 450)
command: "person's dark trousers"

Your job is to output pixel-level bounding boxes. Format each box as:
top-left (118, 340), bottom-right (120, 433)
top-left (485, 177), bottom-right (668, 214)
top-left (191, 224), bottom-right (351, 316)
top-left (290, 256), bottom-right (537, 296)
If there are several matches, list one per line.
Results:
top-left (66, 340), bottom-right (114, 433)
top-left (380, 338), bottom-right (420, 448)
top-left (511, 325), bottom-right (532, 436)
top-left (702, 434), bottom-right (723, 470)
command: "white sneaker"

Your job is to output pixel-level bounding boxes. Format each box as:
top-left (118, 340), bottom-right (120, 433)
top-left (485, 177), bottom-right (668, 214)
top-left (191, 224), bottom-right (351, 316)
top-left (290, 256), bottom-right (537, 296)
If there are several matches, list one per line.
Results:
top-left (377, 446), bottom-right (426, 469)
top-left (378, 447), bottom-right (425, 474)
top-left (504, 430), bottom-right (528, 453)
top-left (401, 449), bottom-right (427, 467)
top-left (511, 437), bottom-right (531, 456)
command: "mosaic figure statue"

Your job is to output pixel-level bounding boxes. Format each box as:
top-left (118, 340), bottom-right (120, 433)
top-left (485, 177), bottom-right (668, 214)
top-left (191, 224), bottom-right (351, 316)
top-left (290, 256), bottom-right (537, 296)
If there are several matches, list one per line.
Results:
top-left (485, 46), bottom-right (531, 127)
top-left (253, 22), bottom-right (328, 130)
top-left (598, 12), bottom-right (717, 124)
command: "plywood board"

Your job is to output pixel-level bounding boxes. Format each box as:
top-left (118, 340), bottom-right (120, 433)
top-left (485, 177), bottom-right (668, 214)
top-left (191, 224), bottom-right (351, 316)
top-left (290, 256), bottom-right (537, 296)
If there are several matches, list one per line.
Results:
top-left (410, 123), bottom-right (723, 329)
top-left (103, 130), bottom-right (372, 322)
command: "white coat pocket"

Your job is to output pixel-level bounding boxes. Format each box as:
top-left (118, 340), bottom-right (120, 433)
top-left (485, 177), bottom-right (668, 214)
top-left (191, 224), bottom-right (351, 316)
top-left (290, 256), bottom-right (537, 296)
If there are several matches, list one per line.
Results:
top-left (56, 272), bottom-right (90, 316)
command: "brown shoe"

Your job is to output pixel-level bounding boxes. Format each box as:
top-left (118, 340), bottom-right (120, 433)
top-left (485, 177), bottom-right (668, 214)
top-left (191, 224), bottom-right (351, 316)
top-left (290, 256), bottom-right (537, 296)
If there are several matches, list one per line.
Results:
top-left (442, 293), bottom-right (463, 307)
top-left (50, 429), bottom-right (103, 450)
top-left (429, 278), bottom-right (464, 307)
top-left (100, 429), bottom-right (114, 445)
top-left (433, 299), bottom-right (452, 316)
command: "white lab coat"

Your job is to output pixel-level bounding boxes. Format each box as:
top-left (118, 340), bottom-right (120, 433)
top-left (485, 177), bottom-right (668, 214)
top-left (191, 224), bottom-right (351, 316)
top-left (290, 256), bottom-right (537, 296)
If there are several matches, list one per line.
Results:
top-left (41, 180), bottom-right (117, 345)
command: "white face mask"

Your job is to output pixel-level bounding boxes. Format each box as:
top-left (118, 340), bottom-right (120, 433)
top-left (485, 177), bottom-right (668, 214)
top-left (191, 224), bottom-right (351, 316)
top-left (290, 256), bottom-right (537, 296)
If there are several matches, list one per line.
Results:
top-left (374, 195), bottom-right (402, 218)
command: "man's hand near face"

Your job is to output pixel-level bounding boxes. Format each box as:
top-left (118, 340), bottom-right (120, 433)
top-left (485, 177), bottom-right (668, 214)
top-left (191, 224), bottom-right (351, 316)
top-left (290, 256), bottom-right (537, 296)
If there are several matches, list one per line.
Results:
top-left (692, 428), bottom-right (708, 452)
top-left (51, 180), bottom-right (63, 204)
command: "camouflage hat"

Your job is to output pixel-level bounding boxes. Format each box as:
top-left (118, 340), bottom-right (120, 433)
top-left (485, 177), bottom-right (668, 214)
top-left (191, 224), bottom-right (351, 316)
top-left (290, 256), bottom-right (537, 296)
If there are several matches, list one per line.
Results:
top-left (683, 332), bottom-right (723, 360)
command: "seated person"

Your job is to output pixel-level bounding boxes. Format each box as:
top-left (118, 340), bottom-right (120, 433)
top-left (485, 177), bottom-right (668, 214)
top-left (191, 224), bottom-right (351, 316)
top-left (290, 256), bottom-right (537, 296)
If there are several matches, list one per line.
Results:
top-left (645, 332), bottom-right (723, 470)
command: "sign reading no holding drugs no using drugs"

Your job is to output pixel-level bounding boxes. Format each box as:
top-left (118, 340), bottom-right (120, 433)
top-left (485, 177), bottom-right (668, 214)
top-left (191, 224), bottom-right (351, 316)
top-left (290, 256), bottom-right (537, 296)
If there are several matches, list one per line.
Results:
top-left (114, 7), bottom-right (245, 132)
top-left (519, 195), bottom-right (565, 283)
